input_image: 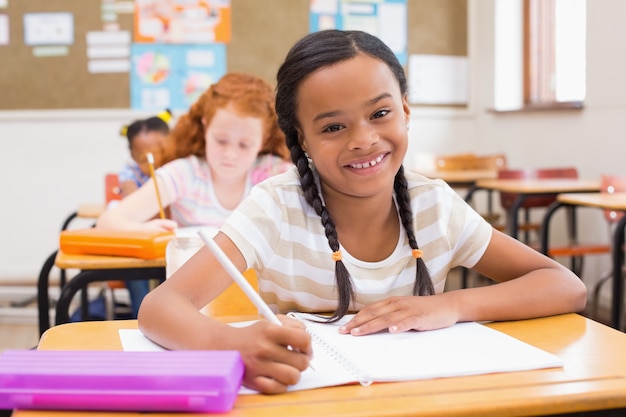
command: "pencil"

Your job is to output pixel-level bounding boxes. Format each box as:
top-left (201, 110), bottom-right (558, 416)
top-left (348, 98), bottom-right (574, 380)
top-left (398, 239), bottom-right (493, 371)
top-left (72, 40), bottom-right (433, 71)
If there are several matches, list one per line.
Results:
top-left (146, 152), bottom-right (165, 220)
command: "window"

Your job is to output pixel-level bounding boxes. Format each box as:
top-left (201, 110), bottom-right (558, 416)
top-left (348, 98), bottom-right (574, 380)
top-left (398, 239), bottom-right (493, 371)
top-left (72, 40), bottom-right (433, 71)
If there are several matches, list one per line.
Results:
top-left (494, 0), bottom-right (586, 111)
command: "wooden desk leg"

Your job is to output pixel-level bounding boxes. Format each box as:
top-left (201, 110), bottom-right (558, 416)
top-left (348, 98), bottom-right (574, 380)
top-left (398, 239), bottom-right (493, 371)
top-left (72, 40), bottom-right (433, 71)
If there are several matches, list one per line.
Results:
top-left (611, 216), bottom-right (626, 330)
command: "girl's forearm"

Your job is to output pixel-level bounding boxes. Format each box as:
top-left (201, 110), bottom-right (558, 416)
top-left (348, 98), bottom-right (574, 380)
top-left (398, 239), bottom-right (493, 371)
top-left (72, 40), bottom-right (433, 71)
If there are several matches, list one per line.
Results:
top-left (446, 268), bottom-right (587, 323)
top-left (138, 290), bottom-right (234, 351)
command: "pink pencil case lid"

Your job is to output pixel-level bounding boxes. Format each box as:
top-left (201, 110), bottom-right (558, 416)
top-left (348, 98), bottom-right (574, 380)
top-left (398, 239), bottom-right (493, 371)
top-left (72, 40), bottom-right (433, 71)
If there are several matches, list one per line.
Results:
top-left (0, 349), bottom-right (243, 412)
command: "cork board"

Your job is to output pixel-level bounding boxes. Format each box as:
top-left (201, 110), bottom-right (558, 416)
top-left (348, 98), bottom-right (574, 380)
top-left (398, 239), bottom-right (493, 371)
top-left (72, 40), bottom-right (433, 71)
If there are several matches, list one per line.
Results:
top-left (0, 0), bottom-right (466, 110)
top-left (0, 0), bottom-right (133, 110)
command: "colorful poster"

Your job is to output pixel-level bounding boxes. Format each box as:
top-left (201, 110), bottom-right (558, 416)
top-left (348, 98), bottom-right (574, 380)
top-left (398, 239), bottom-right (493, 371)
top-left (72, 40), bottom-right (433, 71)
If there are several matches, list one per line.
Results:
top-left (130, 43), bottom-right (226, 111)
top-left (310, 0), bottom-right (407, 65)
top-left (134, 0), bottom-right (231, 43)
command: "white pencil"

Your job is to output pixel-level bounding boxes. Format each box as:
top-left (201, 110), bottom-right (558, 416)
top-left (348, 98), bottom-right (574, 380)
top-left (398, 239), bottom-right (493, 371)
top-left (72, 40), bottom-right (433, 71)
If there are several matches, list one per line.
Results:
top-left (198, 230), bottom-right (281, 325)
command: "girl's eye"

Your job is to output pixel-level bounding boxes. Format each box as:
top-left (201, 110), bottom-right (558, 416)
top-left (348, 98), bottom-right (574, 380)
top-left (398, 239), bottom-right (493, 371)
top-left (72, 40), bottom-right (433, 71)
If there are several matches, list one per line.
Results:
top-left (372, 109), bottom-right (390, 119)
top-left (239, 143), bottom-right (250, 149)
top-left (322, 124), bottom-right (343, 133)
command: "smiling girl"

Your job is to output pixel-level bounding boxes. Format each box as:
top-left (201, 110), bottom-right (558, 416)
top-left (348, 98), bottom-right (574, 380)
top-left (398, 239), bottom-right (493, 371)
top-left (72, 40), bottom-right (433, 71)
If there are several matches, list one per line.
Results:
top-left (137, 30), bottom-right (586, 394)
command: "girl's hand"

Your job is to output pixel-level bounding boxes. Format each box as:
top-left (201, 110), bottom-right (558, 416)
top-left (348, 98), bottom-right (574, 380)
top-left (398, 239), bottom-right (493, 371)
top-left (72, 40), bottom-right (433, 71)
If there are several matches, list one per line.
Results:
top-left (234, 315), bottom-right (312, 394)
top-left (338, 295), bottom-right (459, 336)
top-left (142, 218), bottom-right (177, 232)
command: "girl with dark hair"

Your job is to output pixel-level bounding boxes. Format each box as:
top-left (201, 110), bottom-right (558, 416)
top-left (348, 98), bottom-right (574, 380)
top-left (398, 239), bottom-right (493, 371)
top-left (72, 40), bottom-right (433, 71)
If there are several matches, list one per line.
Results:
top-left (138, 30), bottom-right (586, 394)
top-left (117, 109), bottom-right (171, 198)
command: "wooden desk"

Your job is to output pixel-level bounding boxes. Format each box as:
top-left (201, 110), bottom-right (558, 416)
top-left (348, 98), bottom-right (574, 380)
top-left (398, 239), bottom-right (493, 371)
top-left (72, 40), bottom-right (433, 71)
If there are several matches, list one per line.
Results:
top-left (541, 192), bottom-right (626, 330)
top-left (12, 314), bottom-right (626, 417)
top-left (470, 178), bottom-right (601, 239)
top-left (76, 203), bottom-right (106, 219)
top-left (37, 204), bottom-right (110, 335)
top-left (416, 169), bottom-right (498, 188)
top-left (37, 251), bottom-right (165, 336)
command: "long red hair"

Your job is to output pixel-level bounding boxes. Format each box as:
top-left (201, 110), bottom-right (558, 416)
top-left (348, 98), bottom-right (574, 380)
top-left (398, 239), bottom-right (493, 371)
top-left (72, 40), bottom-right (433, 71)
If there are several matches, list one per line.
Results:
top-left (163, 73), bottom-right (289, 163)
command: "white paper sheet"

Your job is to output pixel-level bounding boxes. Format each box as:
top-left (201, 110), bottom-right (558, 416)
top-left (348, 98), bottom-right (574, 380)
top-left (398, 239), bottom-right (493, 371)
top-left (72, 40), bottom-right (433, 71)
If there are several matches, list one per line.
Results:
top-left (119, 316), bottom-right (564, 394)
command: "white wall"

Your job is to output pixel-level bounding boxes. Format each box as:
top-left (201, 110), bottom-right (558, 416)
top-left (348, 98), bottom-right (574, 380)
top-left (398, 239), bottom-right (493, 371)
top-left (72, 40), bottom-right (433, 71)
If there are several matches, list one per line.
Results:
top-left (1, 1), bottom-right (625, 297)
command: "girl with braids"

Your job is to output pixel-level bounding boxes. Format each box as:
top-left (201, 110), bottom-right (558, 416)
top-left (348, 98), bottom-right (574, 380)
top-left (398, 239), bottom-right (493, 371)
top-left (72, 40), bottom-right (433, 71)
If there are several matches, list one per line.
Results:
top-left (97, 72), bottom-right (292, 232)
top-left (137, 30), bottom-right (586, 394)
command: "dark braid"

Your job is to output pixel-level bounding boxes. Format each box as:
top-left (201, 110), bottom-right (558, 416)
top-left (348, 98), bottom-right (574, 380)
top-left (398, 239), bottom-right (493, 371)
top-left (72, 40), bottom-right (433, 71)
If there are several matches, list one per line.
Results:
top-left (394, 166), bottom-right (435, 296)
top-left (276, 30), bottom-right (431, 321)
top-left (286, 127), bottom-right (354, 322)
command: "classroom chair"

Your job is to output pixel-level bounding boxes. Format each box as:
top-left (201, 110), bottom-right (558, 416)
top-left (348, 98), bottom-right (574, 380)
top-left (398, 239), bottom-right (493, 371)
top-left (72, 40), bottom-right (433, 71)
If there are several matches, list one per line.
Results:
top-left (433, 152), bottom-right (479, 171)
top-left (434, 152), bottom-right (506, 172)
top-left (200, 269), bottom-right (259, 317)
top-left (105, 172), bottom-right (122, 204)
top-left (435, 152), bottom-right (507, 226)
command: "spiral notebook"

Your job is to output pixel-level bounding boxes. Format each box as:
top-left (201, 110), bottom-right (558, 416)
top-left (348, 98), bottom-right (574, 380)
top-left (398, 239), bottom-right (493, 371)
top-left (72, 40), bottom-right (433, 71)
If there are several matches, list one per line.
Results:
top-left (119, 314), bottom-right (564, 393)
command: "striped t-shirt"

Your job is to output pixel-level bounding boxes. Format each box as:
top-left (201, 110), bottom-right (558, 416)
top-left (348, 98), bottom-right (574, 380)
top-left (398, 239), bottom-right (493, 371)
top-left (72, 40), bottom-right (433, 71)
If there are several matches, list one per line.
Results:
top-left (221, 167), bottom-right (493, 314)
top-left (157, 154), bottom-right (292, 228)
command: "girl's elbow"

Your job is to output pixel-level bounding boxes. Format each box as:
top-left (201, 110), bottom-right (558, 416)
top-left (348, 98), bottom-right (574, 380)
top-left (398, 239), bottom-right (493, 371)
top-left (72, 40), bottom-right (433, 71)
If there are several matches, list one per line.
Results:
top-left (137, 290), bottom-right (157, 331)
top-left (571, 279), bottom-right (588, 313)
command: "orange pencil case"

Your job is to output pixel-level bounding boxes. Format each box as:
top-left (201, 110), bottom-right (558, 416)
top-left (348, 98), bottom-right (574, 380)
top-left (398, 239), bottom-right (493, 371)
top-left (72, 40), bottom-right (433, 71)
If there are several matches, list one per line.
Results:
top-left (59, 229), bottom-right (175, 259)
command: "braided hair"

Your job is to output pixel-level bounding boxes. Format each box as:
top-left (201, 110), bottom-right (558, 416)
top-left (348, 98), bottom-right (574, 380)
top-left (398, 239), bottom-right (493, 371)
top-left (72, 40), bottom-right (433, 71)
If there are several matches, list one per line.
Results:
top-left (275, 30), bottom-right (434, 321)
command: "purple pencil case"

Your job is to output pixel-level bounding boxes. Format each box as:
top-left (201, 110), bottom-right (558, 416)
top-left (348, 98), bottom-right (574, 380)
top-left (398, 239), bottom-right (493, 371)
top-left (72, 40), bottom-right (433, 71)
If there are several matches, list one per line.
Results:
top-left (0, 349), bottom-right (244, 412)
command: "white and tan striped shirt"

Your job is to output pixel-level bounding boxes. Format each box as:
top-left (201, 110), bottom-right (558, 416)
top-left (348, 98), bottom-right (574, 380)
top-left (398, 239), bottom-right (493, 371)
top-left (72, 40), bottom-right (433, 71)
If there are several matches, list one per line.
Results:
top-left (221, 167), bottom-right (492, 314)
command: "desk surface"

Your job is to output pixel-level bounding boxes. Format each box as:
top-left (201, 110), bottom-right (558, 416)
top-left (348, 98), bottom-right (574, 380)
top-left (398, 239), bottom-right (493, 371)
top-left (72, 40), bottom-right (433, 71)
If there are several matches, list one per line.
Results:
top-left (55, 251), bottom-right (166, 270)
top-left (475, 178), bottom-right (600, 194)
top-left (415, 169), bottom-right (498, 184)
top-left (557, 192), bottom-right (626, 210)
top-left (76, 203), bottom-right (106, 219)
top-left (14, 314), bottom-right (626, 417)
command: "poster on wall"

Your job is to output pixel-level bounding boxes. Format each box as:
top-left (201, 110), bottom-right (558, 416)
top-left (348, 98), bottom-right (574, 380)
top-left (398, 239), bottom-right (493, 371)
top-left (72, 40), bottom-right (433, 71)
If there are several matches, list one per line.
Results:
top-left (309, 0), bottom-right (407, 65)
top-left (134, 0), bottom-right (231, 43)
top-left (408, 54), bottom-right (468, 105)
top-left (130, 43), bottom-right (226, 111)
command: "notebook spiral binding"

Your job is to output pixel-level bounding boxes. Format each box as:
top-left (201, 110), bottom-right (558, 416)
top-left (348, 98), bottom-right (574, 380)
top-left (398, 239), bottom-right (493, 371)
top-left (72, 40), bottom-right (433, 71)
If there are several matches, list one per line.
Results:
top-left (288, 312), bottom-right (373, 386)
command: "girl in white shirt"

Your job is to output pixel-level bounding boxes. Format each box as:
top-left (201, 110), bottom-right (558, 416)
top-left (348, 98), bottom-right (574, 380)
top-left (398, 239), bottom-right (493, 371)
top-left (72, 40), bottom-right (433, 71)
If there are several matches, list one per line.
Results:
top-left (138, 30), bottom-right (587, 395)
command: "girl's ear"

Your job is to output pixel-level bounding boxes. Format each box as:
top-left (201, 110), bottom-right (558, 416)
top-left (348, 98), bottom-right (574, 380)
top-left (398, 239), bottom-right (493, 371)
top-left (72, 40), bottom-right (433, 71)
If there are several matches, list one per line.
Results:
top-left (402, 93), bottom-right (411, 126)
top-left (296, 128), bottom-right (308, 153)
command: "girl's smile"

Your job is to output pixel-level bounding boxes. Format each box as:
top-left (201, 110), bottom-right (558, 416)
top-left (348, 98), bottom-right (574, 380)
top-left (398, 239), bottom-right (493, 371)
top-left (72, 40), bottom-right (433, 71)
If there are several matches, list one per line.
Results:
top-left (344, 152), bottom-right (390, 174)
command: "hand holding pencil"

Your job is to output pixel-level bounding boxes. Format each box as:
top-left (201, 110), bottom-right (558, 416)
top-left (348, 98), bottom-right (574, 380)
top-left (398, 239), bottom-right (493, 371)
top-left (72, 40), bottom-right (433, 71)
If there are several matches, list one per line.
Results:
top-left (198, 230), bottom-right (315, 373)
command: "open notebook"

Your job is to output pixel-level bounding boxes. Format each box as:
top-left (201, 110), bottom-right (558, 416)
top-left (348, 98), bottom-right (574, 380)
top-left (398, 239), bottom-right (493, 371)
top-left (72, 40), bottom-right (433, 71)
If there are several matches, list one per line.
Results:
top-left (119, 314), bottom-right (564, 393)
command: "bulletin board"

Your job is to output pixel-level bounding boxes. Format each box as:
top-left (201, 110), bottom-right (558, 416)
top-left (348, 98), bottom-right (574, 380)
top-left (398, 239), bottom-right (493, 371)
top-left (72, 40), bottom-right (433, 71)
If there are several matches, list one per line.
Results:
top-left (0, 0), bottom-right (466, 111)
top-left (0, 0), bottom-right (133, 110)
